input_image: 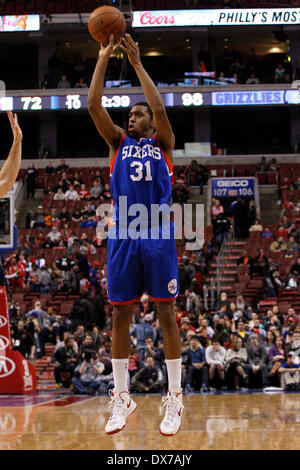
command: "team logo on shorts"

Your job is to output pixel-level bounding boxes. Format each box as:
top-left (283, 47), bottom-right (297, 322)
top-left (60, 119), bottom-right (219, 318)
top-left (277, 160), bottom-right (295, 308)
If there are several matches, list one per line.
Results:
top-left (168, 279), bottom-right (177, 295)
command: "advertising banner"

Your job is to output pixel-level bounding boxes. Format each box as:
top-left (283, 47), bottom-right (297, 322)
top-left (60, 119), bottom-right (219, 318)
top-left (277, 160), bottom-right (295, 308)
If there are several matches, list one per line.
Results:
top-left (212, 177), bottom-right (255, 198)
top-left (0, 286), bottom-right (37, 394)
top-left (133, 8), bottom-right (300, 27)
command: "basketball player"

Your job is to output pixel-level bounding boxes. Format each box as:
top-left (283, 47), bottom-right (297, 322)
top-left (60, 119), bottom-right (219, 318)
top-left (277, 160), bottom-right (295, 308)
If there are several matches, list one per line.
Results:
top-left (0, 111), bottom-right (22, 198)
top-left (88, 34), bottom-right (183, 436)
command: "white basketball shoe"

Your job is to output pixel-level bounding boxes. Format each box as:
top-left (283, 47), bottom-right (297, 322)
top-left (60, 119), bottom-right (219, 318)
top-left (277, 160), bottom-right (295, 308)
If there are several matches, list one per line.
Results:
top-left (105, 390), bottom-right (137, 435)
top-left (159, 391), bottom-right (184, 436)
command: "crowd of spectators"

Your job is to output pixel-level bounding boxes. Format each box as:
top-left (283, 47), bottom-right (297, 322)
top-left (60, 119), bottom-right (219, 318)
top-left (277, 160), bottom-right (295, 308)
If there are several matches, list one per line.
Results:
top-left (5, 157), bottom-right (300, 394)
top-left (9, 288), bottom-right (300, 394)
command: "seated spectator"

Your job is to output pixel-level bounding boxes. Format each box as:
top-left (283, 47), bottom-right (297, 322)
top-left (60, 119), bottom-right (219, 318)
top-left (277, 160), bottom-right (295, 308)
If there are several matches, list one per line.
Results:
top-left (139, 336), bottom-right (164, 370)
top-left (90, 180), bottom-right (103, 199)
top-left (53, 188), bottom-right (66, 201)
top-left (47, 226), bottom-right (63, 248)
top-left (131, 356), bottom-right (164, 393)
top-left (279, 352), bottom-right (300, 390)
top-left (225, 336), bottom-right (249, 390)
top-left (235, 293), bottom-right (249, 314)
top-left (249, 219), bottom-right (263, 232)
top-left (57, 75), bottom-right (71, 89)
top-left (130, 314), bottom-right (156, 351)
top-left (237, 250), bottom-right (250, 266)
top-left (248, 312), bottom-right (266, 339)
top-left (78, 184), bottom-right (91, 200)
top-left (45, 162), bottom-right (55, 174)
top-left (128, 345), bottom-right (140, 379)
top-left (281, 215), bottom-right (292, 230)
top-left (75, 77), bottom-right (88, 88)
top-left (250, 249), bottom-right (269, 277)
top-left (72, 351), bottom-right (105, 395)
top-left (211, 199), bottom-right (224, 221)
top-left (270, 236), bottom-right (287, 253)
top-left (77, 333), bottom-right (98, 360)
top-left (205, 336), bottom-right (226, 391)
top-left (71, 171), bottom-right (84, 186)
top-left (100, 183), bottom-right (112, 201)
top-left (246, 72), bottom-right (259, 84)
top-left (281, 199), bottom-right (295, 218)
top-left (274, 63), bottom-right (288, 83)
top-left (53, 337), bottom-right (78, 388)
top-left (45, 207), bottom-right (59, 228)
top-left (139, 294), bottom-right (155, 320)
top-left (292, 176), bottom-right (300, 190)
top-left (185, 335), bottom-right (208, 392)
top-left (28, 262), bottom-right (41, 292)
top-left (262, 227), bottom-right (274, 238)
top-left (268, 336), bottom-right (286, 386)
top-left (276, 225), bottom-right (288, 240)
top-left (11, 320), bottom-right (35, 361)
top-left (246, 334), bottom-right (268, 388)
top-left (217, 72), bottom-right (227, 83)
top-left (286, 329), bottom-right (300, 363)
top-left (58, 207), bottom-right (70, 226)
top-left (79, 239), bottom-right (96, 256)
top-left (32, 206), bottom-right (46, 228)
top-left (286, 273), bottom-right (298, 291)
top-left (65, 184), bottom-right (79, 201)
top-left (80, 203), bottom-right (97, 228)
top-left (290, 256), bottom-right (300, 276)
top-left (254, 156), bottom-right (270, 173)
top-left (284, 236), bottom-right (298, 258)
top-left (265, 267), bottom-right (284, 297)
top-left (72, 209), bottom-right (82, 224)
top-left (179, 317), bottom-right (196, 341)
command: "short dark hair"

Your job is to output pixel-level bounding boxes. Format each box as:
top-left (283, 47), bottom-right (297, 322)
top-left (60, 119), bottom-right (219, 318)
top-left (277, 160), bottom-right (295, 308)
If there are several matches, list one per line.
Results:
top-left (212, 335), bottom-right (220, 344)
top-left (132, 101), bottom-right (153, 119)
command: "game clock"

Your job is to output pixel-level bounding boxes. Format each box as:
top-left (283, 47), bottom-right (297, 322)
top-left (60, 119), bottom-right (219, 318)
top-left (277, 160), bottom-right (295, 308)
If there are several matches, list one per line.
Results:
top-left (101, 95), bottom-right (131, 108)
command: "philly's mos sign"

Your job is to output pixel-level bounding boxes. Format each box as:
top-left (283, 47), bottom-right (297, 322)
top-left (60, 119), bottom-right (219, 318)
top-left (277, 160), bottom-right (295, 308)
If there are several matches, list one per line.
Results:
top-left (133, 8), bottom-right (300, 27)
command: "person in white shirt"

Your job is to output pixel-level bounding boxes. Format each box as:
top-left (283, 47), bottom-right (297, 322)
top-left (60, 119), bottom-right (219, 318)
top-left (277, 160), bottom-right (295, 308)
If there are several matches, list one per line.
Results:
top-left (205, 336), bottom-right (226, 390)
top-left (249, 219), bottom-right (263, 232)
top-left (53, 188), bottom-right (66, 201)
top-left (47, 225), bottom-right (63, 247)
top-left (65, 184), bottom-right (79, 201)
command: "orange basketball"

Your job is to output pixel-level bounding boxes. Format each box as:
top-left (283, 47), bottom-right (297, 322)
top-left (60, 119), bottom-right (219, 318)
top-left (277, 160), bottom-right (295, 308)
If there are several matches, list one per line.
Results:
top-left (88, 5), bottom-right (126, 44)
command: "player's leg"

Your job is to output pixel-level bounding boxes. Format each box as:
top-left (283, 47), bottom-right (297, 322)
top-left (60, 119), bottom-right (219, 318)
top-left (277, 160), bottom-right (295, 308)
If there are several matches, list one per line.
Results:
top-left (105, 304), bottom-right (137, 434)
top-left (155, 300), bottom-right (181, 391)
top-left (155, 300), bottom-right (183, 436)
top-left (142, 236), bottom-right (183, 435)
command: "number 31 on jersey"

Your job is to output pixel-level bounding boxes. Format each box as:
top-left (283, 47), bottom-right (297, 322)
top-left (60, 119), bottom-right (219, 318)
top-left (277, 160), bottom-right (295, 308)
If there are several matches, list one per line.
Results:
top-left (130, 161), bottom-right (152, 182)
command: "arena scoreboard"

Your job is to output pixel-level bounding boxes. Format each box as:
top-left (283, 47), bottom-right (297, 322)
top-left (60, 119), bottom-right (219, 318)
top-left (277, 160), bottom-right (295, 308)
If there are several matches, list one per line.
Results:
top-left (1, 89), bottom-right (300, 112)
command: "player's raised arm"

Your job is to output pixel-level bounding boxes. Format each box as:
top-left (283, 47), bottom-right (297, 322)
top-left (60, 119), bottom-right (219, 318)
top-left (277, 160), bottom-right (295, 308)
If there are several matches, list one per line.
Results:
top-left (0, 111), bottom-right (22, 199)
top-left (87, 34), bottom-right (125, 151)
top-left (120, 33), bottom-right (175, 155)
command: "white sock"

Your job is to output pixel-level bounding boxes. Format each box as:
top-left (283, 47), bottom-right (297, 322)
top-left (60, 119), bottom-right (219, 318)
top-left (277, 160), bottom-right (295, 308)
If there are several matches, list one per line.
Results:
top-left (165, 358), bottom-right (182, 394)
top-left (112, 358), bottom-right (129, 395)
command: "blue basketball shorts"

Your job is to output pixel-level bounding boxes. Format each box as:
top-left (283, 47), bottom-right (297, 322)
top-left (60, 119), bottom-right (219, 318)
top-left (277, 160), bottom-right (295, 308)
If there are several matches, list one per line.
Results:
top-left (107, 235), bottom-right (179, 305)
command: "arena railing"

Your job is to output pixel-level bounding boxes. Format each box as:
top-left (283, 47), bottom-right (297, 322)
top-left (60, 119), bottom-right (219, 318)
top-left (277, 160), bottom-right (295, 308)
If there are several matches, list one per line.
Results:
top-left (216, 225), bottom-right (235, 300)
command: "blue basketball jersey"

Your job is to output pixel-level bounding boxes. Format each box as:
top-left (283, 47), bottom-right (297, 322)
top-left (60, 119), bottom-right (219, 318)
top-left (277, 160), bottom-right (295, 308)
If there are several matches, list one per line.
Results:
top-left (107, 133), bottom-right (179, 304)
top-left (109, 133), bottom-right (173, 226)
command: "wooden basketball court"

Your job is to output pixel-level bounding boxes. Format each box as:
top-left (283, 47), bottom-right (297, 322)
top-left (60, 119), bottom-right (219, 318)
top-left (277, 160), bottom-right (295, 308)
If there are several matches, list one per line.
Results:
top-left (0, 392), bottom-right (300, 450)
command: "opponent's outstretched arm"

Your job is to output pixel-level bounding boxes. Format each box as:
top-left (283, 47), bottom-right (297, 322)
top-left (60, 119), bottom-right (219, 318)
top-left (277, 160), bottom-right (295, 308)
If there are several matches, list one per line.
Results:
top-left (0, 111), bottom-right (22, 198)
top-left (120, 34), bottom-right (175, 154)
top-left (87, 35), bottom-right (125, 151)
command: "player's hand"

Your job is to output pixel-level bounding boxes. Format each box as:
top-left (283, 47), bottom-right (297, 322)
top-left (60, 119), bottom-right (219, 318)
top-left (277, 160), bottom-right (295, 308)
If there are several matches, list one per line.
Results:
top-left (120, 33), bottom-right (141, 67)
top-left (7, 111), bottom-right (22, 142)
top-left (99, 34), bottom-right (121, 58)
